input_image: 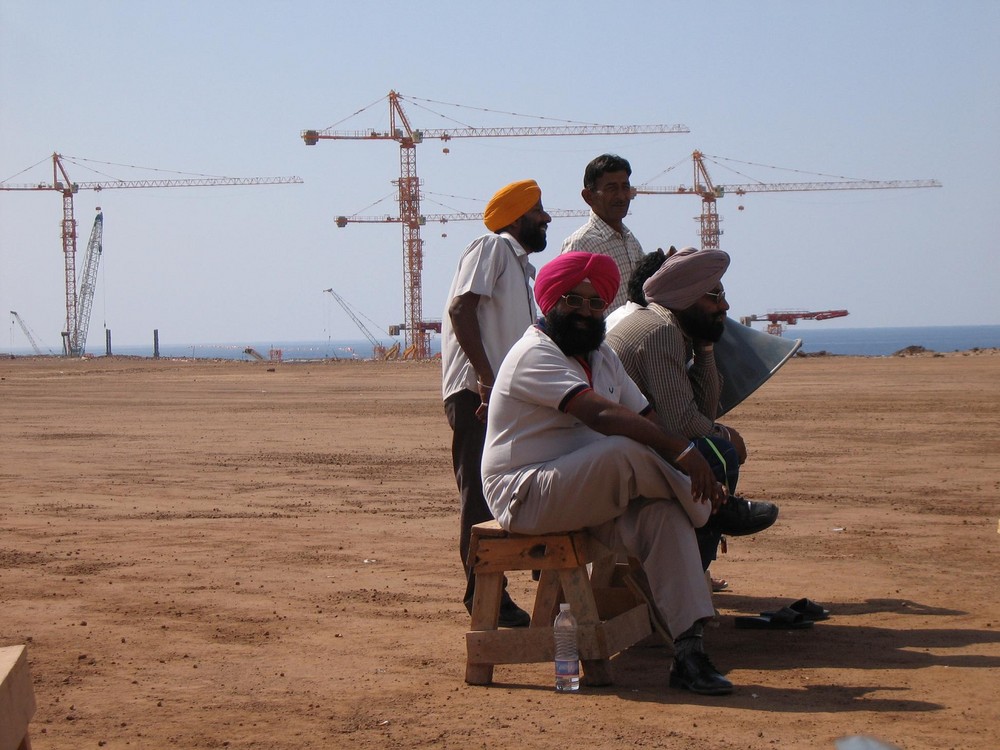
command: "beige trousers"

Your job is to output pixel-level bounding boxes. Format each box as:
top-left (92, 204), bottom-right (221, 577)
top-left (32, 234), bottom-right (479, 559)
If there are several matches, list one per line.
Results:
top-left (506, 436), bottom-right (715, 637)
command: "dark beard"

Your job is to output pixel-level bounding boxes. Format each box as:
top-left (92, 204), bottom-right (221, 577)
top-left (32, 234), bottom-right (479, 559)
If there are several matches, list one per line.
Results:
top-left (675, 307), bottom-right (726, 343)
top-left (519, 220), bottom-right (548, 253)
top-left (545, 308), bottom-right (606, 356)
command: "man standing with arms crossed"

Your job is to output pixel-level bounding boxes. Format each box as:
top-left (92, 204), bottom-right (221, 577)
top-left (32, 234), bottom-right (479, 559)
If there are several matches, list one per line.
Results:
top-left (441, 179), bottom-right (551, 627)
top-left (561, 153), bottom-right (645, 312)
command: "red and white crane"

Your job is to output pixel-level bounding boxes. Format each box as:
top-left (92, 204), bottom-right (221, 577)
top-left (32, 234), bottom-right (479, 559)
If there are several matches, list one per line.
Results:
top-left (741, 309), bottom-right (849, 337)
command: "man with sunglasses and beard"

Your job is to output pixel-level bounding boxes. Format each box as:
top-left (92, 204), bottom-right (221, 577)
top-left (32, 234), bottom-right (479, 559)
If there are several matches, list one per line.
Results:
top-left (606, 247), bottom-right (779, 584)
top-left (442, 179), bottom-right (552, 628)
top-left (481, 251), bottom-right (734, 696)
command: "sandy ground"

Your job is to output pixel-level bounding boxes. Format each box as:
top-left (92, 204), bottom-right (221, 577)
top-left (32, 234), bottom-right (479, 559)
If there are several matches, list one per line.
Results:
top-left (1, 351), bottom-right (998, 750)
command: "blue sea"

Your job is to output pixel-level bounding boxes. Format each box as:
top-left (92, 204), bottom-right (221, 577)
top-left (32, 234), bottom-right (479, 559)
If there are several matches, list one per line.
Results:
top-left (7, 325), bottom-right (1000, 360)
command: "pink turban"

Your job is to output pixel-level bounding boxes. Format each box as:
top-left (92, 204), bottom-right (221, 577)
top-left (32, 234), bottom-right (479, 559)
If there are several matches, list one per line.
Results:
top-left (484, 179), bottom-right (541, 232)
top-left (643, 246), bottom-right (730, 310)
top-left (535, 252), bottom-right (620, 315)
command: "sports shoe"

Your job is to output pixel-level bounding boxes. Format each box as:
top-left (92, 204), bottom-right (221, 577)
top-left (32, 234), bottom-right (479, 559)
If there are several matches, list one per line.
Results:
top-left (708, 496), bottom-right (778, 537)
top-left (669, 650), bottom-right (733, 695)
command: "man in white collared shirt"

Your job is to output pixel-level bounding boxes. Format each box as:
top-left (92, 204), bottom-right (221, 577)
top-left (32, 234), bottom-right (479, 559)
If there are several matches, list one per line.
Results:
top-left (441, 179), bottom-right (551, 627)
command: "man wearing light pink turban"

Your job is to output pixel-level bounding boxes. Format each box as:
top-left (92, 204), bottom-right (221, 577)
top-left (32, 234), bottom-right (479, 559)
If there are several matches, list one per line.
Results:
top-left (480, 257), bottom-right (735, 697)
top-left (607, 246), bottom-right (779, 587)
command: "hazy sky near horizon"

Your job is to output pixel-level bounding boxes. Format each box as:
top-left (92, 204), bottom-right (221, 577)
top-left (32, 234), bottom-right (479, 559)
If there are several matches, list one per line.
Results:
top-left (2, 1), bottom-right (998, 350)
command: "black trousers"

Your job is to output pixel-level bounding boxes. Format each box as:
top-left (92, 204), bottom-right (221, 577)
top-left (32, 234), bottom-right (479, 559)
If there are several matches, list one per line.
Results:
top-left (694, 436), bottom-right (741, 570)
top-left (444, 388), bottom-right (496, 605)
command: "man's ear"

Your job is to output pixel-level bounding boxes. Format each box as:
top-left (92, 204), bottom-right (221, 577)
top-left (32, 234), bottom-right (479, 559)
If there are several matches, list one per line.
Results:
top-left (581, 188), bottom-right (595, 207)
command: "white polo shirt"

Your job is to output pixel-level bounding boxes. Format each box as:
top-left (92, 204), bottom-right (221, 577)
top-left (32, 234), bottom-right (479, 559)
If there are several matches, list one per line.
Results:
top-left (441, 232), bottom-right (537, 400)
top-left (482, 325), bottom-right (649, 527)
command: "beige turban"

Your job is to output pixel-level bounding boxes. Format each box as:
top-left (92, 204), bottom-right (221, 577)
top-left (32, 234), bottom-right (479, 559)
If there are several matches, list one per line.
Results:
top-left (643, 246), bottom-right (730, 310)
top-left (484, 179), bottom-right (541, 232)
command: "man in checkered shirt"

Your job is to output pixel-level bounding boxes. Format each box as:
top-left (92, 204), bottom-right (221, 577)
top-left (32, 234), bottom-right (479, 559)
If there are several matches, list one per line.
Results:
top-left (560, 153), bottom-right (645, 312)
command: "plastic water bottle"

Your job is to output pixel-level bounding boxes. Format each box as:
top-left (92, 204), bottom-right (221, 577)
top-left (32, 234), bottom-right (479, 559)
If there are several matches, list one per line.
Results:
top-left (553, 602), bottom-right (580, 692)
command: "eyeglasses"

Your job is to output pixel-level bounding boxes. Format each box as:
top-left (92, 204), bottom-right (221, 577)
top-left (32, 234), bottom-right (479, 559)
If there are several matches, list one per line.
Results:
top-left (704, 290), bottom-right (726, 303)
top-left (560, 294), bottom-right (608, 312)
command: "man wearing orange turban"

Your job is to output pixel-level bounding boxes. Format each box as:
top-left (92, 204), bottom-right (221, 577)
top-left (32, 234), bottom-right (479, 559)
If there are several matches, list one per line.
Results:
top-left (481, 264), bottom-right (734, 696)
top-left (441, 179), bottom-right (551, 628)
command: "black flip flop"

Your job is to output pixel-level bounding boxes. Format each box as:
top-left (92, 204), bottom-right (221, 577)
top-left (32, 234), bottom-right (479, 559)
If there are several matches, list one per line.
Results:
top-left (734, 606), bottom-right (814, 630)
top-left (764, 598), bottom-right (829, 622)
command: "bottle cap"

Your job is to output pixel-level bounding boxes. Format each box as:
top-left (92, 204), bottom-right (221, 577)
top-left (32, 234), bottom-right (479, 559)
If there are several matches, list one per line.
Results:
top-left (559, 602), bottom-right (570, 611)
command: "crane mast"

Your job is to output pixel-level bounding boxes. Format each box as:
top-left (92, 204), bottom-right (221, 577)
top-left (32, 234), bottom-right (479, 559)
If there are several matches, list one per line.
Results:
top-left (1, 153), bottom-right (303, 356)
top-left (304, 90), bottom-right (688, 359)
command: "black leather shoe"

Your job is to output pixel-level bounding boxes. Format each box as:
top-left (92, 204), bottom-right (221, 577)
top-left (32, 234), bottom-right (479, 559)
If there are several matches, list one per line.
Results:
top-left (669, 651), bottom-right (733, 695)
top-left (497, 592), bottom-right (531, 628)
top-left (709, 496), bottom-right (778, 537)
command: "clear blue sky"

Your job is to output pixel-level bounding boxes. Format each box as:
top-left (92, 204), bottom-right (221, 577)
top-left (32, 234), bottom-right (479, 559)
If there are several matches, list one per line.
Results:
top-left (2, 1), bottom-right (998, 349)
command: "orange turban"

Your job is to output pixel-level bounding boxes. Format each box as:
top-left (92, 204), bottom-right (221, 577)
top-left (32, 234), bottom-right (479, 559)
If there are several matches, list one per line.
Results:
top-left (535, 252), bottom-right (620, 315)
top-left (643, 246), bottom-right (730, 310)
top-left (484, 179), bottom-right (541, 232)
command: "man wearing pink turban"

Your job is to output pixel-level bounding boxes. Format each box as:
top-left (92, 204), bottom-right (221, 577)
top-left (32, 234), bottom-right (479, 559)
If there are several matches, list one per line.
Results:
top-left (442, 179), bottom-right (551, 628)
top-left (480, 251), bottom-right (735, 696)
top-left (607, 247), bottom-right (778, 587)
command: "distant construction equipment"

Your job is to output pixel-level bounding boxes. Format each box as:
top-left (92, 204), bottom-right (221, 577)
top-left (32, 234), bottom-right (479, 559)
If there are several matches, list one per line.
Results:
top-left (0, 153), bottom-right (303, 356)
top-left (304, 90), bottom-right (689, 359)
top-left (636, 150), bottom-right (941, 251)
top-left (323, 287), bottom-right (394, 359)
top-left (741, 309), bottom-right (849, 337)
top-left (73, 208), bottom-right (103, 356)
top-left (10, 311), bottom-right (52, 355)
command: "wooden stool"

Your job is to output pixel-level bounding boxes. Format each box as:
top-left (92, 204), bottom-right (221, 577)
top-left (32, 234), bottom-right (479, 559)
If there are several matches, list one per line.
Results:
top-left (0, 645), bottom-right (36, 750)
top-left (464, 520), bottom-right (652, 686)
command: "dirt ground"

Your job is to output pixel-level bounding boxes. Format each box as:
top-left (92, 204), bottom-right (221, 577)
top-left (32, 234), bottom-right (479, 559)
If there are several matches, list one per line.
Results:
top-left (1, 351), bottom-right (998, 750)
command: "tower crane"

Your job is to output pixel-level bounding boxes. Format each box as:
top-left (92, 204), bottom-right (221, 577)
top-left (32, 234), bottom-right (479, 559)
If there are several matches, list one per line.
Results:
top-left (741, 309), bottom-right (849, 337)
top-left (303, 90), bottom-right (689, 359)
top-left (636, 150), bottom-right (941, 251)
top-left (0, 152), bottom-right (303, 356)
top-left (322, 287), bottom-right (391, 359)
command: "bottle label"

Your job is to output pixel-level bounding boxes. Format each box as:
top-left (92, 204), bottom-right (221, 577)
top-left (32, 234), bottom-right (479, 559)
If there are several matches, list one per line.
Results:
top-left (555, 659), bottom-right (579, 676)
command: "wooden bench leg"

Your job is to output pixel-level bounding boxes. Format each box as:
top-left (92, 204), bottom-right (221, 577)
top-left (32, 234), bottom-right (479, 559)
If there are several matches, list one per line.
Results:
top-left (559, 566), bottom-right (613, 686)
top-left (465, 571), bottom-right (503, 685)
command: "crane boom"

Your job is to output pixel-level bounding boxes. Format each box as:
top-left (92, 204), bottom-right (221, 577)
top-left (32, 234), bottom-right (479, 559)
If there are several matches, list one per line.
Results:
top-left (638, 179), bottom-right (940, 196)
top-left (3, 175), bottom-right (304, 191)
top-left (10, 311), bottom-right (45, 355)
top-left (323, 288), bottom-right (389, 358)
top-left (304, 123), bottom-right (688, 143)
top-left (333, 208), bottom-right (588, 228)
top-left (741, 309), bottom-right (849, 336)
top-left (72, 210), bottom-right (104, 356)
top-left (304, 90), bottom-right (687, 358)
